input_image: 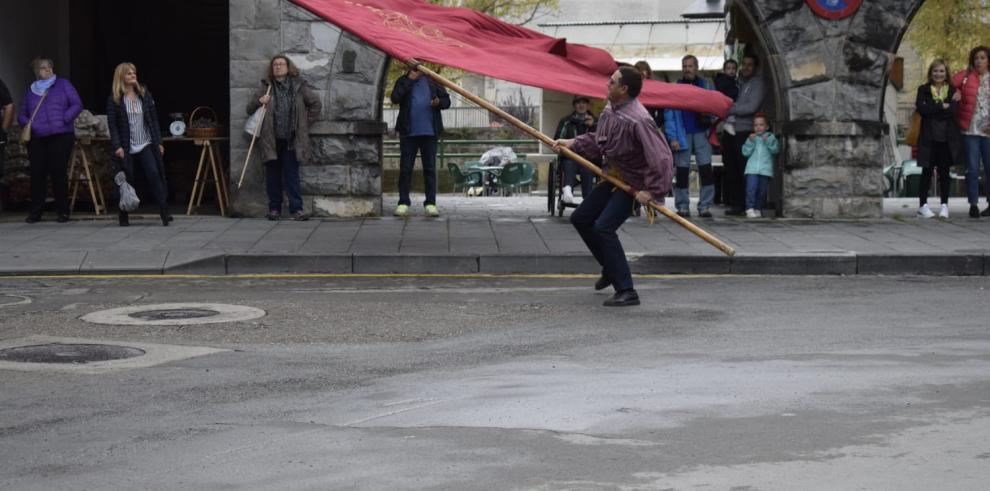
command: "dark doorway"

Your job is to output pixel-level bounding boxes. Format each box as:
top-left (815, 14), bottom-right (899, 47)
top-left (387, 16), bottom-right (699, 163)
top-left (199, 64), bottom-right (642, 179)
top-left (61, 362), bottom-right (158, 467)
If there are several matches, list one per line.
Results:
top-left (68, 0), bottom-right (229, 211)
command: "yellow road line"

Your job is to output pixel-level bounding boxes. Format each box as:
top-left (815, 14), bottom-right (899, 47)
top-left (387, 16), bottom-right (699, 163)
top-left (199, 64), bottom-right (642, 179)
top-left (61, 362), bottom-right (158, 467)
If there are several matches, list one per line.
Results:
top-left (0, 273), bottom-right (718, 281)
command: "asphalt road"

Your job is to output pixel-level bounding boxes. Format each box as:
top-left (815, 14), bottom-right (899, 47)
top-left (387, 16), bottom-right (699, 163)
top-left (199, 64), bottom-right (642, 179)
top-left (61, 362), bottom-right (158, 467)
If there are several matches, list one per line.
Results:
top-left (1, 275), bottom-right (989, 490)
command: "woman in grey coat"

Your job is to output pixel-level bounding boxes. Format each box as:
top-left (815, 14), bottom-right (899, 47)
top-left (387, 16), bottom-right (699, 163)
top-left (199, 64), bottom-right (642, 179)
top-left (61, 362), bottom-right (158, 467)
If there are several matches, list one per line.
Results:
top-left (246, 55), bottom-right (321, 221)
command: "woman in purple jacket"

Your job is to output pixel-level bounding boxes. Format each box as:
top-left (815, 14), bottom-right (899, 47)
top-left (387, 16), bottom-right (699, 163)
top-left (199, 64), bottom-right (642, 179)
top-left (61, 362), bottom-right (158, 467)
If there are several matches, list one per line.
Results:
top-left (18, 58), bottom-right (82, 223)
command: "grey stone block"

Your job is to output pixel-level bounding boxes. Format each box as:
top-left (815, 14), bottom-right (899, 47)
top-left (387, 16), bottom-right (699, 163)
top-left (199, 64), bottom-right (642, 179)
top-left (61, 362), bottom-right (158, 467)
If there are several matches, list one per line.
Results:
top-left (282, 0), bottom-right (321, 21)
top-left (299, 165), bottom-right (349, 195)
top-left (281, 21), bottom-right (312, 53)
top-left (629, 254), bottom-right (731, 275)
top-left (230, 29), bottom-right (281, 61)
top-left (857, 253), bottom-right (984, 276)
top-left (254, 0), bottom-right (282, 30)
top-left (310, 135), bottom-right (379, 165)
top-left (328, 79), bottom-right (380, 121)
top-left (478, 254), bottom-right (599, 274)
top-left (333, 34), bottom-right (387, 85)
top-left (311, 22), bottom-right (341, 53)
top-left (354, 255), bottom-right (478, 274)
top-left (164, 251), bottom-right (227, 275)
top-left (226, 254), bottom-right (352, 274)
top-left (0, 252), bottom-right (86, 275)
top-left (350, 164), bottom-right (382, 195)
top-left (730, 252), bottom-right (857, 275)
top-left (80, 250), bottom-right (169, 274)
top-left (229, 0), bottom-right (258, 29)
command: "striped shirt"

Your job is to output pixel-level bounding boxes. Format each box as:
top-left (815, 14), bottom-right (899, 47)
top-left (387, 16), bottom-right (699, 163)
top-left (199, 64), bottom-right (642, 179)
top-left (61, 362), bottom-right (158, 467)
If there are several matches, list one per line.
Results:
top-left (124, 96), bottom-right (151, 154)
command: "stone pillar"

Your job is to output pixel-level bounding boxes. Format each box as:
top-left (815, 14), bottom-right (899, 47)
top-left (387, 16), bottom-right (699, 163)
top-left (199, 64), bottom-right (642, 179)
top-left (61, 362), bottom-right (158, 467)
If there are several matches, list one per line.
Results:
top-left (229, 0), bottom-right (388, 217)
top-left (735, 0), bottom-right (924, 218)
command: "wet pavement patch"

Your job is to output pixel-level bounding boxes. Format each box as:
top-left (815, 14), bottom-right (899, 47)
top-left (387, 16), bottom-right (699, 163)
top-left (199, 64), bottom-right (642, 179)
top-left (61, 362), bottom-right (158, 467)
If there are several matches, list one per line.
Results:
top-left (0, 343), bottom-right (145, 364)
top-left (81, 303), bottom-right (266, 326)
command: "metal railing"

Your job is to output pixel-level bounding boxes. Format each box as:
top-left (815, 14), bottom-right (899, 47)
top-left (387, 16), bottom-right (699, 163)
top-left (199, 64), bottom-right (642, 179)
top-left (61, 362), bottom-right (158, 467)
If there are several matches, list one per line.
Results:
top-left (382, 106), bottom-right (539, 130)
top-left (383, 139), bottom-right (539, 169)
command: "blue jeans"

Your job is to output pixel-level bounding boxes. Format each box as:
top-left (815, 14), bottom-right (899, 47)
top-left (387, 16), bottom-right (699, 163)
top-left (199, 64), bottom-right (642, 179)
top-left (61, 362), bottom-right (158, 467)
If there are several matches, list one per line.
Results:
top-left (673, 131), bottom-right (714, 213)
top-left (561, 157), bottom-right (595, 198)
top-left (265, 139), bottom-right (303, 213)
top-left (398, 136), bottom-right (438, 206)
top-left (964, 134), bottom-right (990, 205)
top-left (570, 183), bottom-right (635, 292)
top-left (745, 174), bottom-right (770, 211)
top-left (123, 146), bottom-right (168, 211)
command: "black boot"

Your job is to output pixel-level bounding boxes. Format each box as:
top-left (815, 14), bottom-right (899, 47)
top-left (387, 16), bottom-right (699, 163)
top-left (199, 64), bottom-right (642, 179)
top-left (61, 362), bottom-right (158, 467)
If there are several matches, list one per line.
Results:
top-left (604, 289), bottom-right (640, 307)
top-left (118, 211), bottom-right (130, 227)
top-left (159, 206), bottom-right (173, 226)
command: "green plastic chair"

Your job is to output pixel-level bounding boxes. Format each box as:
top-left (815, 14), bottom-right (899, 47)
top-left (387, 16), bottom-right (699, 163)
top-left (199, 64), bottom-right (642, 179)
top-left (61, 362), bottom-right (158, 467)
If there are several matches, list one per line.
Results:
top-left (447, 162), bottom-right (483, 192)
top-left (499, 162), bottom-right (535, 196)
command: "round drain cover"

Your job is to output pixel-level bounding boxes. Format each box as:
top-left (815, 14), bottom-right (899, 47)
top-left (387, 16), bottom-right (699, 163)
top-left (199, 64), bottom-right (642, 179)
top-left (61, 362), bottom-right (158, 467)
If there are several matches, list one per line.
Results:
top-left (81, 303), bottom-right (266, 326)
top-left (0, 343), bottom-right (145, 364)
top-left (128, 308), bottom-right (219, 321)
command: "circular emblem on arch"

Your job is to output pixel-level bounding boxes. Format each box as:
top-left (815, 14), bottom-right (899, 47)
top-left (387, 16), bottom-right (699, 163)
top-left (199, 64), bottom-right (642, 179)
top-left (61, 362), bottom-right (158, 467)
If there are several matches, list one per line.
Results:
top-left (806, 0), bottom-right (862, 20)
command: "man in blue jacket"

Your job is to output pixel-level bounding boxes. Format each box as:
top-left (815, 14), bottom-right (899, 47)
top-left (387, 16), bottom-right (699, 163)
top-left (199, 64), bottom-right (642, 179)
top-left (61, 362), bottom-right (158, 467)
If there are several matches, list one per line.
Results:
top-left (390, 65), bottom-right (451, 217)
top-left (664, 55), bottom-right (716, 218)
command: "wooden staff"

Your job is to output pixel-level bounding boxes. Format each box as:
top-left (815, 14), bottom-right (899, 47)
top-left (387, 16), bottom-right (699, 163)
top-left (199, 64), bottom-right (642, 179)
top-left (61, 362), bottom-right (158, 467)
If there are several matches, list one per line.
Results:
top-left (238, 83), bottom-right (272, 189)
top-left (411, 62), bottom-right (736, 257)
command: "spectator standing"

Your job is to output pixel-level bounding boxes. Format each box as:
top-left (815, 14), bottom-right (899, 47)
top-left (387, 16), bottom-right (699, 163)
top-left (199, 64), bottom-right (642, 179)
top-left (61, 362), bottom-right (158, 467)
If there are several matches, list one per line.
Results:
top-left (553, 95), bottom-right (597, 204)
top-left (247, 55), bottom-right (322, 221)
top-left (713, 59), bottom-right (739, 205)
top-left (18, 58), bottom-right (82, 223)
top-left (916, 60), bottom-right (963, 219)
top-left (664, 55), bottom-right (716, 218)
top-left (953, 46), bottom-right (990, 218)
top-left (0, 77), bottom-right (13, 212)
top-left (391, 65), bottom-right (451, 218)
top-left (723, 55), bottom-right (765, 216)
top-left (741, 114), bottom-right (778, 218)
top-left (106, 63), bottom-right (171, 226)
top-left (634, 60), bottom-right (665, 133)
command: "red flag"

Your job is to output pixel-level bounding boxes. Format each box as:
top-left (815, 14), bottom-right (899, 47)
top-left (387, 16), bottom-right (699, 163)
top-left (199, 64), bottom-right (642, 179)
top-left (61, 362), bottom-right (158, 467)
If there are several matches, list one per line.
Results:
top-left (290, 0), bottom-right (732, 118)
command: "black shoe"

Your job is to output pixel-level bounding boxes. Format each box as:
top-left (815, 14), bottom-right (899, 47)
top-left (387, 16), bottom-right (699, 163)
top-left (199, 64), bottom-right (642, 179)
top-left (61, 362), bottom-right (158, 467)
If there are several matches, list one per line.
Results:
top-left (982, 207), bottom-right (990, 217)
top-left (56, 214), bottom-right (70, 223)
top-left (118, 211), bottom-right (130, 227)
top-left (160, 213), bottom-right (172, 226)
top-left (725, 208), bottom-right (745, 216)
top-left (24, 214), bottom-right (41, 224)
top-left (676, 210), bottom-right (690, 218)
top-left (604, 289), bottom-right (640, 307)
top-left (594, 273), bottom-right (611, 291)
top-left (266, 210), bottom-right (281, 221)
top-left (970, 205), bottom-right (980, 218)
top-left (698, 209), bottom-right (713, 218)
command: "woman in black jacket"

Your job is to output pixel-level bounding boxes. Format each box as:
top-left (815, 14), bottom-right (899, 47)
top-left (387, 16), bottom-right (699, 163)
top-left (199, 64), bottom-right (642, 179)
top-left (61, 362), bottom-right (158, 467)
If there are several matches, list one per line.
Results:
top-left (106, 62), bottom-right (170, 226)
top-left (915, 59), bottom-right (964, 219)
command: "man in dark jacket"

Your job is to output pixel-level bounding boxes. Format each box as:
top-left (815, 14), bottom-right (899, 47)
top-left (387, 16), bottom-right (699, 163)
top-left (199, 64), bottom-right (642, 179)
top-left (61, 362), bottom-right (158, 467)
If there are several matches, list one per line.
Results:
top-left (713, 59), bottom-right (739, 205)
top-left (0, 77), bottom-right (13, 212)
top-left (553, 95), bottom-right (597, 204)
top-left (390, 66), bottom-right (451, 217)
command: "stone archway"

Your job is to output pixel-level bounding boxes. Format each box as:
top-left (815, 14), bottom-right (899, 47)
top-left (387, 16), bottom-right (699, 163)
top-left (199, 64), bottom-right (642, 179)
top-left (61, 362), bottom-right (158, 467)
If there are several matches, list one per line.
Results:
top-left (730, 0), bottom-right (927, 218)
top-left (228, 0), bottom-right (389, 218)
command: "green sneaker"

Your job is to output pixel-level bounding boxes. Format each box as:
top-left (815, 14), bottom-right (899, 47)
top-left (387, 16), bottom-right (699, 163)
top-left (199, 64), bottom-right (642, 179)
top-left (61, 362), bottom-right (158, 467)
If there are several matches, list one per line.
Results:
top-left (425, 204), bottom-right (440, 217)
top-left (394, 204), bottom-right (410, 217)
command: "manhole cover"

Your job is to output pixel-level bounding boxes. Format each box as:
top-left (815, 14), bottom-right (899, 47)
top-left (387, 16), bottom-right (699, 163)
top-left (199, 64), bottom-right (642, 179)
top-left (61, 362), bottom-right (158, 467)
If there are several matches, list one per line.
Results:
top-left (81, 303), bottom-right (266, 326)
top-left (128, 308), bottom-right (219, 321)
top-left (0, 343), bottom-right (145, 364)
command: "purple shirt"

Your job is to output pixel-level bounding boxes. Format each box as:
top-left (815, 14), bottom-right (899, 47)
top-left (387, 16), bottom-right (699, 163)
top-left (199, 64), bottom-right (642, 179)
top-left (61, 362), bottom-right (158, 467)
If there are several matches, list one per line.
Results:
top-left (571, 98), bottom-right (673, 198)
top-left (18, 78), bottom-right (83, 138)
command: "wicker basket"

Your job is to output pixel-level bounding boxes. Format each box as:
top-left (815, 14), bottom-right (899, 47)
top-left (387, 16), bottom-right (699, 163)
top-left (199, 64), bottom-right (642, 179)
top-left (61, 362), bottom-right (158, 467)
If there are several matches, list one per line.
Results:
top-left (186, 106), bottom-right (221, 139)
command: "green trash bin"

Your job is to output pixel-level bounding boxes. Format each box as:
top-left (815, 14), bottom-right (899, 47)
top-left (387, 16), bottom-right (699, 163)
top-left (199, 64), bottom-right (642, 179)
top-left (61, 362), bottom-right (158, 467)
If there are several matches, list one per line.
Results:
top-left (899, 159), bottom-right (923, 197)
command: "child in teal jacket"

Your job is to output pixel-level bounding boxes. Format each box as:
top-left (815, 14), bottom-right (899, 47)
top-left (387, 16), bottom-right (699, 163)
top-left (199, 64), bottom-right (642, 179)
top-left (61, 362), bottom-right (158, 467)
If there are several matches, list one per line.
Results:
top-left (742, 114), bottom-right (779, 217)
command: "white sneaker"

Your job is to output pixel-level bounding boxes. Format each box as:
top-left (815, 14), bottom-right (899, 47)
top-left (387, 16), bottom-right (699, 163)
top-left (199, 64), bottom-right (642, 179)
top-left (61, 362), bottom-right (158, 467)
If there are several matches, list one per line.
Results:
top-left (917, 204), bottom-right (935, 218)
top-left (938, 204), bottom-right (949, 218)
top-left (561, 186), bottom-right (575, 204)
top-left (745, 208), bottom-right (759, 218)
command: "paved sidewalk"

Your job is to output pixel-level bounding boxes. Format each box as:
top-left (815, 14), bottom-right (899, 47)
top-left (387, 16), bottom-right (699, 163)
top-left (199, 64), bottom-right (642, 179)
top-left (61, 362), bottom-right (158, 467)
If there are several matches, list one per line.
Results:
top-left (1, 195), bottom-right (988, 276)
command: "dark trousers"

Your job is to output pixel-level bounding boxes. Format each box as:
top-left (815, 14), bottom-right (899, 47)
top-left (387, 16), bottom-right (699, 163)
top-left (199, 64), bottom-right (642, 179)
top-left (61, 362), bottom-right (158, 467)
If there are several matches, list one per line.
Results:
top-left (570, 183), bottom-right (635, 292)
top-left (562, 158), bottom-right (595, 197)
top-left (27, 132), bottom-right (74, 217)
top-left (920, 141), bottom-right (952, 206)
top-left (121, 146), bottom-right (168, 212)
top-left (398, 135), bottom-right (437, 206)
top-left (265, 139), bottom-right (303, 214)
top-left (721, 133), bottom-right (747, 210)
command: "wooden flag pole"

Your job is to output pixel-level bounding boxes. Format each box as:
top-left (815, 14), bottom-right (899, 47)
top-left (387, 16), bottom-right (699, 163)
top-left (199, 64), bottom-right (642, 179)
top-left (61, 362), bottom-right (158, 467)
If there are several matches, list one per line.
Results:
top-left (411, 62), bottom-right (736, 257)
top-left (238, 84), bottom-right (272, 189)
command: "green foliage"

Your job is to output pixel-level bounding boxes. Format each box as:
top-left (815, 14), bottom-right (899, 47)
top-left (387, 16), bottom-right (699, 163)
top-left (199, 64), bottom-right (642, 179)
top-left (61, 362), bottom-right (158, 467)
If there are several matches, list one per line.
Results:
top-left (905, 0), bottom-right (990, 73)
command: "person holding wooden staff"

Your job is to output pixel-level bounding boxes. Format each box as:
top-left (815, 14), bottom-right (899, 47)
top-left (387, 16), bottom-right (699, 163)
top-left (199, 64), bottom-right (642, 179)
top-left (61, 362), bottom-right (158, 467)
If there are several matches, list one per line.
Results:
top-left (246, 55), bottom-right (321, 221)
top-left (554, 66), bottom-right (673, 307)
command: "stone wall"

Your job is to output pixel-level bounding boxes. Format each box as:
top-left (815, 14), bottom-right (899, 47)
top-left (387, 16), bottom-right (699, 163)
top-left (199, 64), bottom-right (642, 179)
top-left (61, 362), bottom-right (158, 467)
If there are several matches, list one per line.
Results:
top-left (229, 0), bottom-right (388, 217)
top-left (737, 0), bottom-right (925, 218)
